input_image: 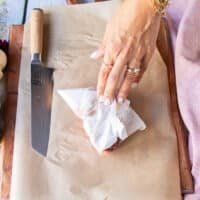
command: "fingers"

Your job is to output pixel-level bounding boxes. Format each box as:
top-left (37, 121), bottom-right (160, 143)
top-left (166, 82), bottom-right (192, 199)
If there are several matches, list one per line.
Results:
top-left (117, 48), bottom-right (153, 102)
top-left (103, 38), bottom-right (132, 103)
top-left (103, 34), bottom-right (124, 64)
top-left (96, 42), bottom-right (119, 100)
top-left (92, 36), bottom-right (123, 100)
top-left (96, 43), bottom-right (153, 104)
top-left (97, 63), bottom-right (112, 99)
top-left (117, 69), bottom-right (140, 102)
top-left (117, 47), bottom-right (144, 102)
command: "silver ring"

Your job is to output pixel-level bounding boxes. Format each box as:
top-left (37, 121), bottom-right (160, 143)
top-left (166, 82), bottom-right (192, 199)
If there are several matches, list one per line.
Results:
top-left (127, 66), bottom-right (141, 74)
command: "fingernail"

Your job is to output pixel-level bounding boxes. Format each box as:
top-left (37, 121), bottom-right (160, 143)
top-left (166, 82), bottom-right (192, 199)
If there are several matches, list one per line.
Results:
top-left (131, 83), bottom-right (138, 89)
top-left (104, 98), bottom-right (111, 105)
top-left (117, 97), bottom-right (124, 104)
top-left (90, 51), bottom-right (98, 59)
top-left (98, 96), bottom-right (104, 102)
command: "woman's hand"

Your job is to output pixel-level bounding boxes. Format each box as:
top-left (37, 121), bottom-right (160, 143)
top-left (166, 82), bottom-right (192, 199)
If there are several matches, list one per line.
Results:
top-left (90, 0), bottom-right (161, 104)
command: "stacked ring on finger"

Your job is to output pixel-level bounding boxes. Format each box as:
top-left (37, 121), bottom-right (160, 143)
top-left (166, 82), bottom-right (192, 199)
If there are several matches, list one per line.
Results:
top-left (127, 66), bottom-right (141, 75)
top-left (125, 66), bottom-right (141, 84)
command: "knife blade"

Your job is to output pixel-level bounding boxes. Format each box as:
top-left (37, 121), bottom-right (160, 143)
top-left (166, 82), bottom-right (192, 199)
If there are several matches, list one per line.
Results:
top-left (30, 8), bottom-right (54, 156)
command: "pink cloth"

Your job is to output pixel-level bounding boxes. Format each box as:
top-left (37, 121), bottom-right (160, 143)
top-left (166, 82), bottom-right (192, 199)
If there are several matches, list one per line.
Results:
top-left (167, 0), bottom-right (200, 199)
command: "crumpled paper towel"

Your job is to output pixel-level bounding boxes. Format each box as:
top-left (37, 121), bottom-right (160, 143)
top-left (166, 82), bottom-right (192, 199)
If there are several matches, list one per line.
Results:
top-left (58, 88), bottom-right (146, 153)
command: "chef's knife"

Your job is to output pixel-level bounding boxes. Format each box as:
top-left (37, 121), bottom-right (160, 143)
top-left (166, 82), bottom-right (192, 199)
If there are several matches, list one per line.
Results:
top-left (30, 8), bottom-right (54, 156)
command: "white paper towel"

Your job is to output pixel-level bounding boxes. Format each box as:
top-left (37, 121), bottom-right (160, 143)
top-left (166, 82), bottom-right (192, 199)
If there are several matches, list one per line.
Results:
top-left (58, 87), bottom-right (146, 153)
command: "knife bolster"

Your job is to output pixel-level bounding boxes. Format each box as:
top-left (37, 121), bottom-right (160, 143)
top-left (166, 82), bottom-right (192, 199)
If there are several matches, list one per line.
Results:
top-left (31, 53), bottom-right (41, 63)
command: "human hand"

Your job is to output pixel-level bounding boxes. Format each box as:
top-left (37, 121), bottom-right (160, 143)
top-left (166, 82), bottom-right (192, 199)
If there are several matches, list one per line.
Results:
top-left (90, 0), bottom-right (161, 104)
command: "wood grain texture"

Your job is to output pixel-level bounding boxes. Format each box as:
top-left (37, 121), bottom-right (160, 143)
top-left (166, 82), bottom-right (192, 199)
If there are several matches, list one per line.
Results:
top-left (157, 18), bottom-right (194, 194)
top-left (0, 25), bottom-right (23, 200)
top-left (30, 9), bottom-right (44, 54)
top-left (25, 0), bottom-right (66, 21)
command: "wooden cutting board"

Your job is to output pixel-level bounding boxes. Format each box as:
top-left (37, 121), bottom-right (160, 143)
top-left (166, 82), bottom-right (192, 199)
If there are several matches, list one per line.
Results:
top-left (0, 25), bottom-right (23, 200)
top-left (0, 19), bottom-right (193, 199)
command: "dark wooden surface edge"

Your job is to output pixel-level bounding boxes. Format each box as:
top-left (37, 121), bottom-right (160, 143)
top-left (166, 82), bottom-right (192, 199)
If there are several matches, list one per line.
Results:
top-left (157, 18), bottom-right (194, 194)
top-left (0, 25), bottom-right (23, 200)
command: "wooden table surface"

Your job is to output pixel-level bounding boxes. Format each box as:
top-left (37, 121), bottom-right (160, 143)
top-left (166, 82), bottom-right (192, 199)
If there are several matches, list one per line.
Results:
top-left (0, 1), bottom-right (194, 199)
top-left (6, 0), bottom-right (94, 28)
top-left (0, 25), bottom-right (23, 200)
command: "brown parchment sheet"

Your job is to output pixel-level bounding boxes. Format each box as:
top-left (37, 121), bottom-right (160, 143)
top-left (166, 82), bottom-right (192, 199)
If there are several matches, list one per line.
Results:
top-left (10, 1), bottom-right (181, 200)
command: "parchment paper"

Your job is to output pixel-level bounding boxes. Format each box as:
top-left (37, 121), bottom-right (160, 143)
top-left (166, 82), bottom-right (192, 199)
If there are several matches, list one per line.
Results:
top-left (11, 1), bottom-right (181, 199)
